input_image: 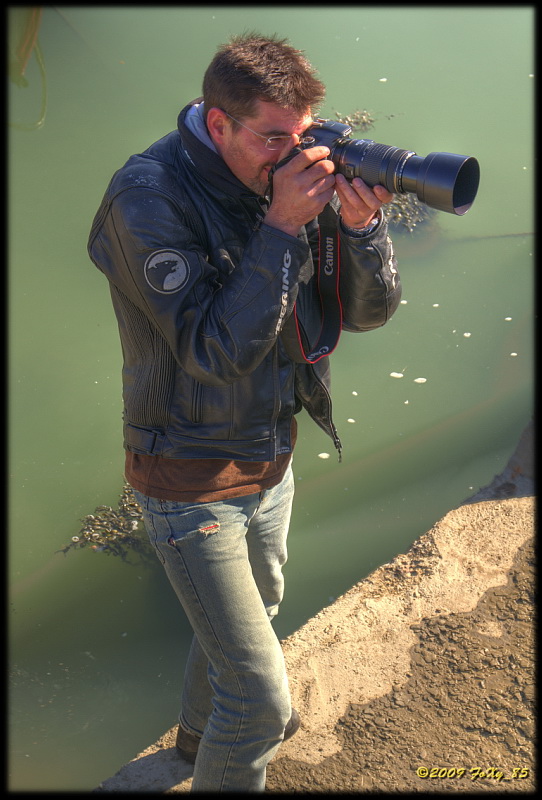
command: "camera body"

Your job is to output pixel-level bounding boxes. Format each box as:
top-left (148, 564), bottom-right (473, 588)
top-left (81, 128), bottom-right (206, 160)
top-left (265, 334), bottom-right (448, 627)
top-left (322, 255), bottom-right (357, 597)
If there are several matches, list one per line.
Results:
top-left (299, 118), bottom-right (480, 216)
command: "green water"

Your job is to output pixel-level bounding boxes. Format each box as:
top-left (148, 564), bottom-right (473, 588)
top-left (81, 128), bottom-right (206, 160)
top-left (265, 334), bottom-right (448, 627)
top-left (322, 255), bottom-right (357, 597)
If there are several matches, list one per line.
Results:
top-left (8, 6), bottom-right (533, 791)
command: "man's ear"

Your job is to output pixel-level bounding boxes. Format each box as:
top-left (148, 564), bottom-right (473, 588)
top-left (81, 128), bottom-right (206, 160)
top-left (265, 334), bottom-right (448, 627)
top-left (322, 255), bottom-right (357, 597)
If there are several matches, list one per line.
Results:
top-left (206, 107), bottom-right (229, 149)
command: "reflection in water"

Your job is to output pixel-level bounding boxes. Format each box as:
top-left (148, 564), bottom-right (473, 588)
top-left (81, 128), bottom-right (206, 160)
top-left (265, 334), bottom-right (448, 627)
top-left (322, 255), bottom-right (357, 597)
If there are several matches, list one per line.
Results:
top-left (8, 7), bottom-right (47, 131)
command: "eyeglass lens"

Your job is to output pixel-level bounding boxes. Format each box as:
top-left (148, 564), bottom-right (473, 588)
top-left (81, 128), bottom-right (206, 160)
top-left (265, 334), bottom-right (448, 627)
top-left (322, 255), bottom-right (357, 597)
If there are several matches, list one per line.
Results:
top-left (266, 134), bottom-right (313, 150)
top-left (266, 137), bottom-right (290, 150)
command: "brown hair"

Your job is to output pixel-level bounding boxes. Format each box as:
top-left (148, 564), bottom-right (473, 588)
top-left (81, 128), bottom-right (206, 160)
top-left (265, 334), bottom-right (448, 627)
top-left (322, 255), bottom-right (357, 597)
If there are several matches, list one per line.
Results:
top-left (202, 32), bottom-right (325, 123)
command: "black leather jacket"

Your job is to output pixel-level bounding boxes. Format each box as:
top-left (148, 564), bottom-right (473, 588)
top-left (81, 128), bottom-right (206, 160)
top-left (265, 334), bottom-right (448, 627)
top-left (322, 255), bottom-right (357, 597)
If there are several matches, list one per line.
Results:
top-left (88, 102), bottom-right (402, 462)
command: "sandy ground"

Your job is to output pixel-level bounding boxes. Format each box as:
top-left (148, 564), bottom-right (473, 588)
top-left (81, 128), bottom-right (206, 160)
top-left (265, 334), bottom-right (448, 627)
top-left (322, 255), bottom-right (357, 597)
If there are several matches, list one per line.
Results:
top-left (96, 419), bottom-right (534, 794)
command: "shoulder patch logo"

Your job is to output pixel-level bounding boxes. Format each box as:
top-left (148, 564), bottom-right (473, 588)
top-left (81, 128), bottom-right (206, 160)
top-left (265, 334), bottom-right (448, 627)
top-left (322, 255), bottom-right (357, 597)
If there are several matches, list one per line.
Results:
top-left (144, 250), bottom-right (190, 294)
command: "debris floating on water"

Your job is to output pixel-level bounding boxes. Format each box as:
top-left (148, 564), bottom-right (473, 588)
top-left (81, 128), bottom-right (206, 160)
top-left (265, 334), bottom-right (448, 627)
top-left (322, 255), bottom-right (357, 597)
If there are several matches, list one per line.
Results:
top-left (390, 372), bottom-right (404, 379)
top-left (384, 193), bottom-right (437, 233)
top-left (334, 108), bottom-right (375, 132)
top-left (413, 377), bottom-right (427, 383)
top-left (57, 482), bottom-right (153, 565)
top-left (318, 453), bottom-right (331, 460)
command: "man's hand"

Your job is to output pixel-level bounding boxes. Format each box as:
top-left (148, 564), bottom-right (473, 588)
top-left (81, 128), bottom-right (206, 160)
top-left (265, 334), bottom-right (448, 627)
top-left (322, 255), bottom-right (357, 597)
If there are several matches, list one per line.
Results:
top-left (334, 173), bottom-right (394, 230)
top-left (264, 147), bottom-right (336, 237)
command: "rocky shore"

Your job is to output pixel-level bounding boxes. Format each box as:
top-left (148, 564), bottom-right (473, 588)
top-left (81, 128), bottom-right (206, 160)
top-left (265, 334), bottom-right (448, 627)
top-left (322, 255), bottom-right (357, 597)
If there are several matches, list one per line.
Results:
top-left (96, 420), bottom-right (534, 794)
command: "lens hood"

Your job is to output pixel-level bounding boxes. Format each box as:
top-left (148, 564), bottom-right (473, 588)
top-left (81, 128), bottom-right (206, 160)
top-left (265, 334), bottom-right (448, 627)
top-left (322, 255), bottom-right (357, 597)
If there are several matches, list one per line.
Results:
top-left (409, 152), bottom-right (480, 215)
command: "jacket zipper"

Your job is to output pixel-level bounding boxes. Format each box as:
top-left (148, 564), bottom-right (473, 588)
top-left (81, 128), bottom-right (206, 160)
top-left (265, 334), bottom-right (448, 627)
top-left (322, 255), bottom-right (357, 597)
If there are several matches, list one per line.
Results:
top-left (268, 346), bottom-right (281, 456)
top-left (311, 366), bottom-right (343, 462)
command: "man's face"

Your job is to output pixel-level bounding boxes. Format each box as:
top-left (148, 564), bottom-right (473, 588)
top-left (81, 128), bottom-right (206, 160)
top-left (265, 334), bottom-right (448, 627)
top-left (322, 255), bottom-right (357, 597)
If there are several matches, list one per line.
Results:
top-left (214, 100), bottom-right (314, 196)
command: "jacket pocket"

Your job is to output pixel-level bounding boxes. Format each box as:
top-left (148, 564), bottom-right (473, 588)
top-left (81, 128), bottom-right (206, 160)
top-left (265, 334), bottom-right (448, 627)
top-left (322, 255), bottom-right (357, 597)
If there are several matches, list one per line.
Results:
top-left (191, 378), bottom-right (203, 424)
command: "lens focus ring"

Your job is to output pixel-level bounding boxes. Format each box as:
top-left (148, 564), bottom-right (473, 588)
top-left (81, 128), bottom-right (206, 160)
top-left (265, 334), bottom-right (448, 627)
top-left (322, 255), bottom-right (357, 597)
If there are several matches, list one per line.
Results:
top-left (359, 143), bottom-right (411, 192)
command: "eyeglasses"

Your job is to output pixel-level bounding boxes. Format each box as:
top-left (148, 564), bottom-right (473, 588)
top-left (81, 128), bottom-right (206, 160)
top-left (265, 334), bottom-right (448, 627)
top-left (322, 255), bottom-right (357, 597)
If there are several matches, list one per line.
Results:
top-left (223, 111), bottom-right (314, 151)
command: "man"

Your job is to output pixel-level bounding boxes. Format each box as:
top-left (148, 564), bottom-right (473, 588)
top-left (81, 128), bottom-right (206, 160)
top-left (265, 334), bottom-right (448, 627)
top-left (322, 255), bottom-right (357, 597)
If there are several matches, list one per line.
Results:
top-left (88, 33), bottom-right (401, 792)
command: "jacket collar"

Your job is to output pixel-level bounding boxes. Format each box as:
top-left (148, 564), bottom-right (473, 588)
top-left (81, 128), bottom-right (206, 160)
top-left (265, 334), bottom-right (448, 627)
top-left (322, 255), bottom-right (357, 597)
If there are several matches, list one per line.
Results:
top-left (177, 99), bottom-right (268, 207)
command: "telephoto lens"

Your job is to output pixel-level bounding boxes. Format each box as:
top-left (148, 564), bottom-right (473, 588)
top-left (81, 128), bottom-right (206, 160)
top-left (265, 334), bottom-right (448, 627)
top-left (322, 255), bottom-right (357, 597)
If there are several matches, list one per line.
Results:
top-left (303, 119), bottom-right (480, 216)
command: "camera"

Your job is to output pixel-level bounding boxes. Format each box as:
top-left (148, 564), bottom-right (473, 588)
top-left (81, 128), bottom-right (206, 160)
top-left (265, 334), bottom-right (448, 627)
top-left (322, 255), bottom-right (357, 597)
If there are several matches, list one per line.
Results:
top-left (299, 119), bottom-right (480, 216)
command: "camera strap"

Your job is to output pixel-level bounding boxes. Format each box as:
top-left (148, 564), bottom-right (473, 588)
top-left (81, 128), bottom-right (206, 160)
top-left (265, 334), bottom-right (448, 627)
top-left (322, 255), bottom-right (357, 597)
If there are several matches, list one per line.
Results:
top-left (280, 202), bottom-right (343, 364)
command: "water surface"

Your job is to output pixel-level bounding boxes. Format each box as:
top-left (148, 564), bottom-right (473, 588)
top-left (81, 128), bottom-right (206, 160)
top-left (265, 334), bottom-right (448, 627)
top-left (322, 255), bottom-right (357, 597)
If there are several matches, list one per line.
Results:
top-left (8, 6), bottom-right (533, 791)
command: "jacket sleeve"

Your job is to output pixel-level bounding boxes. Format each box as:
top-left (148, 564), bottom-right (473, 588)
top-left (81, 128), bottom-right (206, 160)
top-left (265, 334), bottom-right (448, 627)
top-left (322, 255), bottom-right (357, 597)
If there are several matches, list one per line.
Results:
top-left (337, 209), bottom-right (402, 332)
top-left (88, 187), bottom-right (310, 386)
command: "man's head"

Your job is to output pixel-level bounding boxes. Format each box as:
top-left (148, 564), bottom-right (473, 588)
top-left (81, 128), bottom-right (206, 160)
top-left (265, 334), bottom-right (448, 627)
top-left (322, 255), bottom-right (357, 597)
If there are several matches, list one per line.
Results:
top-left (203, 32), bottom-right (325, 123)
top-left (203, 33), bottom-right (325, 196)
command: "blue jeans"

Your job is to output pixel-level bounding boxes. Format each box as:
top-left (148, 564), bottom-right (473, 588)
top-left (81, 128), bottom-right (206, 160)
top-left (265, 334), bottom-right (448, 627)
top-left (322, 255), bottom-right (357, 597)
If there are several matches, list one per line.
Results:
top-left (131, 464), bottom-right (295, 792)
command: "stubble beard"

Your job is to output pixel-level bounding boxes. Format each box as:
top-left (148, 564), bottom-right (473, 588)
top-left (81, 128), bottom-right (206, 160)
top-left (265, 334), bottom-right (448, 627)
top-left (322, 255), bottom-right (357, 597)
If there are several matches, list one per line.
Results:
top-left (228, 140), bottom-right (272, 197)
